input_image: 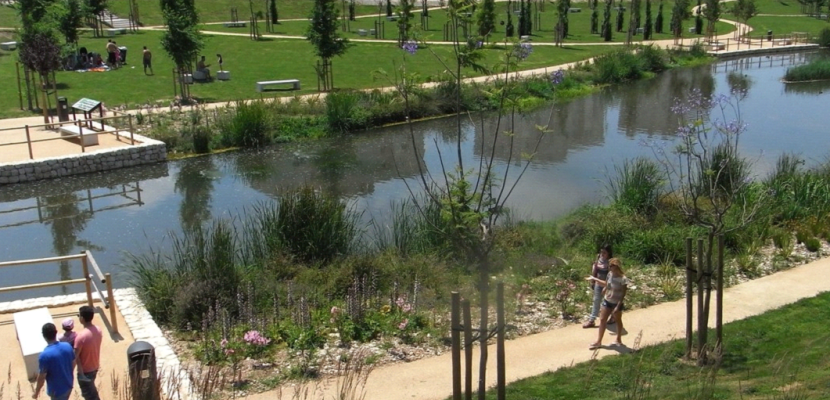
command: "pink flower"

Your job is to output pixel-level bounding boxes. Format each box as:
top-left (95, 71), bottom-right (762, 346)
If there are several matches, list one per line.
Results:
top-left (402, 304), bottom-right (412, 313)
top-left (220, 338), bottom-right (228, 348)
top-left (398, 319), bottom-right (409, 330)
top-left (243, 330), bottom-right (271, 346)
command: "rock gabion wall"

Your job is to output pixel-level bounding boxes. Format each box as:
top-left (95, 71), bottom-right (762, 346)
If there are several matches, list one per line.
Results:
top-left (0, 137), bottom-right (167, 185)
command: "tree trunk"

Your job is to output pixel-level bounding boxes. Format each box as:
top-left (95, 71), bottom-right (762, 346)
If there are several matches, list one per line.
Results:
top-left (477, 256), bottom-right (490, 400)
top-left (39, 73), bottom-right (49, 124)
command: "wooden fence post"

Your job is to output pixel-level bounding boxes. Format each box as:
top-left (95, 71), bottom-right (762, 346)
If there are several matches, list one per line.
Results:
top-left (685, 237), bottom-right (693, 358)
top-left (451, 292), bottom-right (462, 400)
top-left (496, 282), bottom-right (505, 400)
top-left (81, 256), bottom-right (93, 307)
top-left (105, 273), bottom-right (118, 335)
top-left (462, 299), bottom-right (472, 400)
top-left (716, 234), bottom-right (724, 354)
top-left (696, 238), bottom-right (705, 361)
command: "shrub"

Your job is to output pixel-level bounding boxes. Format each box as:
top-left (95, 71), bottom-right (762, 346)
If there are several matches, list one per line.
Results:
top-left (637, 44), bottom-right (670, 72)
top-left (224, 100), bottom-right (271, 148)
top-left (273, 186), bottom-right (361, 264)
top-left (618, 224), bottom-right (695, 265)
top-left (192, 125), bottom-right (211, 153)
top-left (784, 58), bottom-right (830, 82)
top-left (326, 90), bottom-right (371, 132)
top-left (606, 157), bottom-right (663, 216)
top-left (592, 48), bottom-right (643, 84)
top-left (815, 27), bottom-right (830, 47)
top-left (805, 237), bottom-right (822, 252)
top-left (795, 230), bottom-right (810, 244)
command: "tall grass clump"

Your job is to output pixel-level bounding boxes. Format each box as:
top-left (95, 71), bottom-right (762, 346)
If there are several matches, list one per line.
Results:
top-left (326, 90), bottom-right (371, 133)
top-left (606, 157), bottom-right (663, 216)
top-left (375, 195), bottom-right (455, 256)
top-left (636, 44), bottom-right (671, 72)
top-left (784, 58), bottom-right (830, 82)
top-left (592, 48), bottom-right (645, 84)
top-left (762, 154), bottom-right (830, 223)
top-left (695, 142), bottom-right (750, 199)
top-left (274, 186), bottom-right (362, 263)
top-left (220, 100), bottom-right (272, 148)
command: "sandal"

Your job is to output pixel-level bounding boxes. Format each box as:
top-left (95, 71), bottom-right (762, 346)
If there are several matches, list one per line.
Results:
top-left (589, 343), bottom-right (601, 350)
top-left (582, 320), bottom-right (596, 328)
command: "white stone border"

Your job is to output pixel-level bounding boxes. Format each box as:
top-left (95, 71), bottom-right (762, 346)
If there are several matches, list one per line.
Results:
top-left (0, 288), bottom-right (192, 400)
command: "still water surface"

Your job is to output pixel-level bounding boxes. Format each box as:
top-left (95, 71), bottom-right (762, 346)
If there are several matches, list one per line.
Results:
top-left (1, 52), bottom-right (829, 301)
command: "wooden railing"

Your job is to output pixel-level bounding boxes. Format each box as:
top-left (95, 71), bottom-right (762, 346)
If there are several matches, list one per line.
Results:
top-left (702, 32), bottom-right (812, 52)
top-left (0, 113), bottom-right (137, 161)
top-left (0, 250), bottom-right (118, 334)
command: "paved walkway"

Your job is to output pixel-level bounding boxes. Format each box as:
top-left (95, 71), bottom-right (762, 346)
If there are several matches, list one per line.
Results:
top-left (245, 256), bottom-right (830, 400)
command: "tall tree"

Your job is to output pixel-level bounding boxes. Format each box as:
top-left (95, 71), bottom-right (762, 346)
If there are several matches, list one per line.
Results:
top-left (18, 30), bottom-right (62, 122)
top-left (591, 0), bottom-right (599, 34)
top-left (386, 0), bottom-right (393, 16)
top-left (644, 0), bottom-right (653, 39)
top-left (160, 0), bottom-right (203, 98)
top-left (477, 0), bottom-right (496, 37)
top-left (730, 0), bottom-right (758, 37)
top-left (655, 0), bottom-right (664, 33)
top-left (556, 0), bottom-right (568, 44)
top-left (59, 0), bottom-right (84, 45)
top-left (306, 0), bottom-right (351, 91)
top-left (616, 4), bottom-right (624, 31)
top-left (506, 1), bottom-right (515, 37)
top-left (703, 0), bottom-right (719, 38)
top-left (84, 0), bottom-right (108, 37)
top-left (632, 0), bottom-right (641, 29)
top-left (694, 0), bottom-right (703, 34)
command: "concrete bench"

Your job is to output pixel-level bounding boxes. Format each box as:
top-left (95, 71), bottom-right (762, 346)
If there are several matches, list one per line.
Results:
top-left (386, 15), bottom-right (398, 21)
top-left (520, 35), bottom-right (531, 42)
top-left (568, 7), bottom-right (582, 13)
top-left (223, 21), bottom-right (247, 28)
top-left (688, 27), bottom-right (697, 33)
top-left (773, 39), bottom-right (792, 46)
top-left (707, 42), bottom-right (725, 51)
top-left (14, 308), bottom-right (52, 380)
top-left (358, 29), bottom-right (368, 36)
top-left (59, 124), bottom-right (101, 146)
top-left (106, 28), bottom-right (126, 36)
top-left (1, 41), bottom-right (17, 51)
top-left (256, 79), bottom-right (300, 92)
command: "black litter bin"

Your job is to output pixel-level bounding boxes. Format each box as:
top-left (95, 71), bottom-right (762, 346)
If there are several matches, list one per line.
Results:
top-left (768, 30), bottom-right (773, 41)
top-left (127, 341), bottom-right (159, 400)
top-left (57, 97), bottom-right (69, 122)
top-left (119, 46), bottom-right (128, 64)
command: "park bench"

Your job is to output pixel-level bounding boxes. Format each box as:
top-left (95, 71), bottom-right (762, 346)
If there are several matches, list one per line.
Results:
top-left (568, 8), bottom-right (582, 13)
top-left (773, 38), bottom-right (793, 46)
top-left (256, 79), bottom-right (301, 92)
top-left (106, 28), bottom-right (126, 36)
top-left (358, 29), bottom-right (368, 36)
top-left (1, 41), bottom-right (17, 51)
top-left (59, 124), bottom-right (101, 146)
top-left (707, 42), bottom-right (725, 51)
top-left (223, 21), bottom-right (247, 28)
top-left (14, 308), bottom-right (53, 381)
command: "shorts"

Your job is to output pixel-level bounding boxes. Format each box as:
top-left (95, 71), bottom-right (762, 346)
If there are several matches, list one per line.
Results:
top-left (602, 299), bottom-right (624, 311)
top-left (143, 59), bottom-right (152, 68)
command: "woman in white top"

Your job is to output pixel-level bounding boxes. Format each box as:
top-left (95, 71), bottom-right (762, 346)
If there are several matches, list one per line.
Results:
top-left (586, 257), bottom-right (628, 349)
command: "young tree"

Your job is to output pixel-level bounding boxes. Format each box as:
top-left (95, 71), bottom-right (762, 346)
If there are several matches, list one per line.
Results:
top-left (59, 0), bottom-right (84, 45)
top-left (655, 0), bottom-right (664, 33)
top-left (591, 2), bottom-right (599, 34)
top-left (18, 30), bottom-right (62, 122)
top-left (386, 0), bottom-right (393, 16)
top-left (703, 0), bottom-right (719, 38)
top-left (84, 0), bottom-right (108, 37)
top-left (270, 0), bottom-right (278, 23)
top-left (477, 0), bottom-right (496, 37)
top-left (556, 0), bottom-right (568, 44)
top-left (694, 0), bottom-right (703, 34)
top-left (631, 0), bottom-right (641, 30)
top-left (603, 0), bottom-right (613, 40)
top-left (160, 0), bottom-right (203, 98)
top-left (730, 0), bottom-right (758, 37)
top-left (306, 0), bottom-right (351, 91)
top-left (397, 0), bottom-right (414, 44)
top-left (349, 0), bottom-right (356, 20)
top-left (644, 0), bottom-right (653, 39)
top-left (506, 2), bottom-right (515, 37)
top-left (616, 4), bottom-right (624, 31)
top-left (670, 0), bottom-right (685, 40)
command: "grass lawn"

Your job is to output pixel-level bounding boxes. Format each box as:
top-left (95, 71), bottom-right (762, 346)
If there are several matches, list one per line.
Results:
top-left (0, 30), bottom-right (615, 118)
top-left (0, 4), bottom-right (20, 28)
top-left (106, 0), bottom-right (380, 27)
top-left (746, 15), bottom-right (830, 37)
top-left (478, 292), bottom-right (830, 399)
top-left (201, 2), bottom-right (736, 44)
top-left (753, 0), bottom-right (815, 15)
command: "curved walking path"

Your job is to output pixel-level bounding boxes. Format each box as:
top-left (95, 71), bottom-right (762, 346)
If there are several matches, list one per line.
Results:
top-left (245, 255), bottom-right (830, 400)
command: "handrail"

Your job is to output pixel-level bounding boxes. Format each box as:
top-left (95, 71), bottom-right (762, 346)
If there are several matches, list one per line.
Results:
top-left (0, 254), bottom-right (86, 268)
top-left (0, 251), bottom-right (118, 334)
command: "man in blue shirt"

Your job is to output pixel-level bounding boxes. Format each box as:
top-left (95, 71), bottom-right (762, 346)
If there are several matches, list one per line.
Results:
top-left (32, 323), bottom-right (75, 400)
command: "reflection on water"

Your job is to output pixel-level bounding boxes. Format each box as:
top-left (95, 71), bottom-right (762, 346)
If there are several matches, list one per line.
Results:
top-left (1, 51), bottom-right (829, 300)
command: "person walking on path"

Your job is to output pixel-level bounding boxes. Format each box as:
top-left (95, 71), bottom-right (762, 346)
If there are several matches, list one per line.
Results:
top-left (143, 46), bottom-right (153, 75)
top-left (583, 244), bottom-right (613, 328)
top-left (74, 306), bottom-right (102, 400)
top-left (586, 257), bottom-right (628, 349)
top-left (32, 323), bottom-right (75, 400)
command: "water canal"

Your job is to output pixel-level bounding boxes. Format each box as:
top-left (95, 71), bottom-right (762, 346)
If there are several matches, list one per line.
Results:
top-left (2, 51), bottom-right (829, 301)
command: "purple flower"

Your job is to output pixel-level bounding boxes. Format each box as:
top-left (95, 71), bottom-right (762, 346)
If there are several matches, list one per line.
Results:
top-left (402, 40), bottom-right (418, 55)
top-left (513, 42), bottom-right (533, 61)
top-left (550, 69), bottom-right (565, 85)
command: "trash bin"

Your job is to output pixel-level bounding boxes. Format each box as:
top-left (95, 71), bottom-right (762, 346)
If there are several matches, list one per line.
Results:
top-left (127, 341), bottom-right (159, 400)
top-left (119, 46), bottom-right (128, 64)
top-left (57, 97), bottom-right (69, 122)
top-left (767, 30), bottom-right (773, 41)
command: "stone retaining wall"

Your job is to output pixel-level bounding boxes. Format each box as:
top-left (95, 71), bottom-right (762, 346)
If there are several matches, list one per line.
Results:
top-left (0, 134), bottom-right (167, 186)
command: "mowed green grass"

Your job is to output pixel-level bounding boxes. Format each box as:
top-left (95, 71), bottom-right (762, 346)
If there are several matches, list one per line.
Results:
top-left (746, 15), bottom-right (830, 36)
top-left (0, 4), bottom-right (20, 28)
top-left (201, 2), bottom-right (736, 43)
top-left (476, 292), bottom-right (830, 400)
top-left (753, 0), bottom-right (813, 15)
top-left (0, 29), bottom-right (616, 117)
top-left (106, 0), bottom-right (380, 26)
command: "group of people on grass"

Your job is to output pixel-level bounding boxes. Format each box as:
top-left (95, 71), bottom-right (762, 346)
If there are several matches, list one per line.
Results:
top-left (32, 306), bottom-right (103, 400)
top-left (583, 245), bottom-right (629, 350)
